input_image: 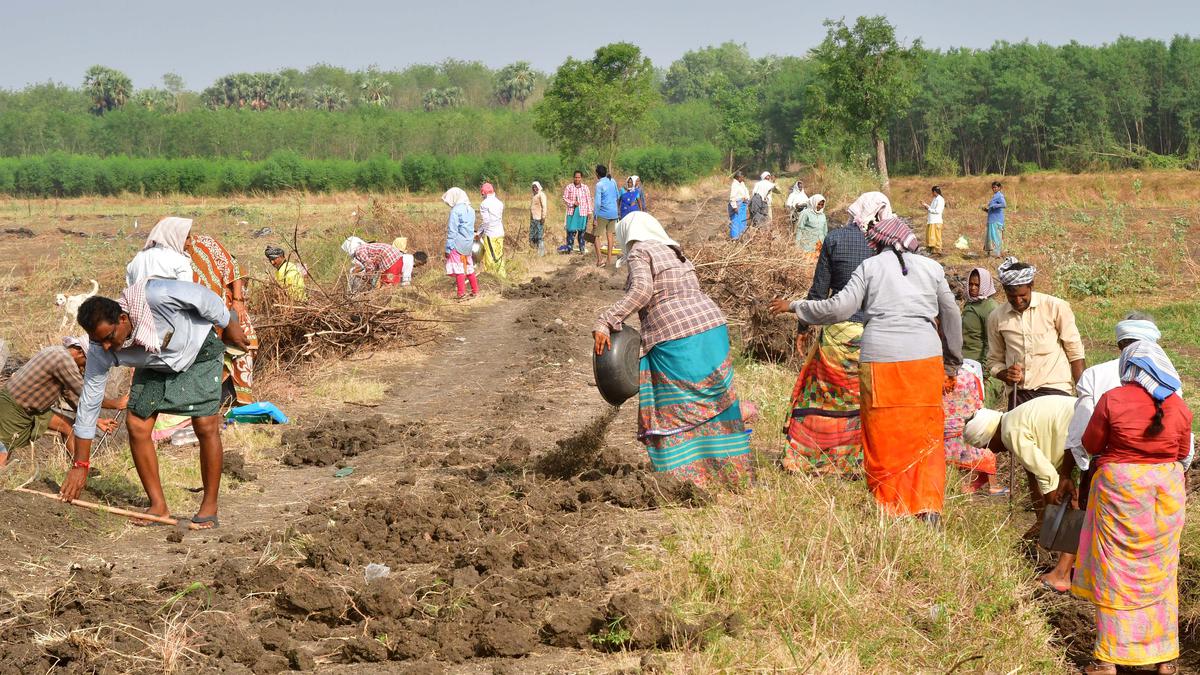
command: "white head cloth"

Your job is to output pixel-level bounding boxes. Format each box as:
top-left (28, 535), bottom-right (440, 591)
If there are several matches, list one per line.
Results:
top-left (616, 212), bottom-right (678, 253)
top-left (962, 408), bottom-right (1003, 449)
top-left (143, 216), bottom-right (193, 253)
top-left (846, 192), bottom-right (893, 231)
top-left (341, 236), bottom-right (365, 257)
top-left (441, 187), bottom-right (470, 207)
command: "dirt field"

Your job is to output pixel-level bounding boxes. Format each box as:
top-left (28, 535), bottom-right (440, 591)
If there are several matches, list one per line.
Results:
top-left (0, 172), bottom-right (1197, 673)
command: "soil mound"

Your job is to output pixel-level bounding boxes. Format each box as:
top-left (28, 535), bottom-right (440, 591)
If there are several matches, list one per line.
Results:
top-left (280, 416), bottom-right (423, 467)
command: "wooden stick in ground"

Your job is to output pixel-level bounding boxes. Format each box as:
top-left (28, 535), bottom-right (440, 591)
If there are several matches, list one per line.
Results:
top-left (14, 487), bottom-right (201, 529)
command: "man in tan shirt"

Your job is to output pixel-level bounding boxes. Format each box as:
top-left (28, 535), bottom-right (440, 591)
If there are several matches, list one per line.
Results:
top-left (986, 258), bottom-right (1085, 406)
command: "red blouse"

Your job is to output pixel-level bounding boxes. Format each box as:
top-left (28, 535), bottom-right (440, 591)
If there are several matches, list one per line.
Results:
top-left (1082, 383), bottom-right (1192, 469)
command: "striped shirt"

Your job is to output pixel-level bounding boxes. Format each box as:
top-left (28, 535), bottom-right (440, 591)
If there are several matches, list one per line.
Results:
top-left (594, 241), bottom-right (726, 355)
top-left (354, 243), bottom-right (404, 274)
top-left (4, 346), bottom-right (83, 414)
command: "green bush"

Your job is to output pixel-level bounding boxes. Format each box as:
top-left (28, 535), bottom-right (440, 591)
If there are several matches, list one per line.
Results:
top-left (0, 147), bottom-right (720, 197)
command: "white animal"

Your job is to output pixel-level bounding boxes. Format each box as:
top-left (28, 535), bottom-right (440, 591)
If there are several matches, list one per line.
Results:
top-left (56, 280), bottom-right (99, 329)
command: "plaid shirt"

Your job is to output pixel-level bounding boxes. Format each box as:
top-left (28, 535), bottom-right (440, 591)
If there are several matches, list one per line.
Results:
top-left (354, 243), bottom-right (404, 274)
top-left (4, 346), bottom-right (83, 414)
top-left (807, 221), bottom-right (874, 324)
top-left (594, 241), bottom-right (726, 355)
top-left (562, 183), bottom-right (593, 217)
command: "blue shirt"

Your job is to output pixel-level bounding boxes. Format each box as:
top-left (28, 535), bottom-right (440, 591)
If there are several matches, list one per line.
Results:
top-left (987, 191), bottom-right (1006, 225)
top-left (445, 203), bottom-right (476, 255)
top-left (74, 279), bottom-right (231, 440)
top-left (595, 177), bottom-right (619, 220)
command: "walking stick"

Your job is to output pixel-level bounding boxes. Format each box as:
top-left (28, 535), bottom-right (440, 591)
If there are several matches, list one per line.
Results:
top-left (1009, 384), bottom-right (1018, 514)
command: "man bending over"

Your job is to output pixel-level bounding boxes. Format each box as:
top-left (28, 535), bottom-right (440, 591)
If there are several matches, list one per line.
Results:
top-left (61, 280), bottom-right (249, 529)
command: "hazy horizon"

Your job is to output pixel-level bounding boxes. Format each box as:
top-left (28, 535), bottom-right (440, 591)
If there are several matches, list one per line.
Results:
top-left (2, 0), bottom-right (1195, 90)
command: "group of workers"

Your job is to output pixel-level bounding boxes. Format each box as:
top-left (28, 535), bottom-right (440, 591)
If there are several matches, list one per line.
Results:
top-left (596, 189), bottom-right (1190, 674)
top-left (731, 173), bottom-right (1009, 263)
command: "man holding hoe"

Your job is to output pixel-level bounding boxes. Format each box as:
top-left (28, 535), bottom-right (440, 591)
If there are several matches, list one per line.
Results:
top-left (60, 279), bottom-right (250, 529)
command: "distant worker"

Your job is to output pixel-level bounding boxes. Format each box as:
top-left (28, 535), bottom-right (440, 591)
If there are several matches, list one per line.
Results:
top-left (478, 183), bottom-right (506, 279)
top-left (981, 180), bottom-right (1006, 257)
top-left (772, 210), bottom-right (962, 524)
top-left (921, 185), bottom-right (945, 256)
top-left (749, 171), bottom-right (777, 227)
top-left (1072, 340), bottom-right (1191, 675)
top-left (593, 213), bottom-right (753, 489)
top-left (592, 165), bottom-right (620, 268)
top-left (728, 171), bottom-right (750, 239)
top-left (0, 337), bottom-right (125, 468)
top-left (793, 194), bottom-right (827, 256)
top-left (785, 179), bottom-right (808, 228)
top-left (986, 257), bottom-right (1085, 406)
top-left (561, 171), bottom-right (592, 255)
top-left (442, 187), bottom-right (479, 300)
top-left (529, 181), bottom-right (548, 257)
top-left (341, 237), bottom-right (405, 288)
top-left (264, 246), bottom-right (307, 301)
top-left (619, 175), bottom-right (645, 219)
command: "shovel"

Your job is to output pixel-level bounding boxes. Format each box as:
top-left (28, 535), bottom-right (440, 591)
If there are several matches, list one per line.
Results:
top-left (16, 486), bottom-right (200, 530)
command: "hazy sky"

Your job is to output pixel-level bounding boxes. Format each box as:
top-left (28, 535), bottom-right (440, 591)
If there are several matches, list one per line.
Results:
top-left (2, 0), bottom-right (1193, 90)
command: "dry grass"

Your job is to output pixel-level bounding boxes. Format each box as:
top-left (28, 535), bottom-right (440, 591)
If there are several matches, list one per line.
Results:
top-left (651, 359), bottom-right (1064, 672)
top-left (310, 372), bottom-right (388, 405)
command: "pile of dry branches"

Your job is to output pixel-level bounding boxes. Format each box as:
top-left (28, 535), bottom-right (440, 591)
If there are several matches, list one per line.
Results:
top-left (690, 227), bottom-right (817, 366)
top-left (250, 269), bottom-right (442, 370)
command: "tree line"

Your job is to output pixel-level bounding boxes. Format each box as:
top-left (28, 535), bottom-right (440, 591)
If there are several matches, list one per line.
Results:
top-left (1, 19), bottom-right (1197, 186)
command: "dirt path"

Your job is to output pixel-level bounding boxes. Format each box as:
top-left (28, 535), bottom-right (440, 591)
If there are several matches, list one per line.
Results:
top-left (0, 246), bottom-right (726, 673)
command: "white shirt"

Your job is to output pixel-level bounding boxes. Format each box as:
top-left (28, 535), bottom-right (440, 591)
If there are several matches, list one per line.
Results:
top-left (400, 254), bottom-right (414, 286)
top-left (926, 195), bottom-right (945, 224)
top-left (786, 188), bottom-right (809, 210)
top-left (728, 180), bottom-right (750, 209)
top-left (1066, 360), bottom-right (1120, 470)
top-left (126, 246), bottom-right (193, 287)
top-left (479, 195), bottom-right (505, 238)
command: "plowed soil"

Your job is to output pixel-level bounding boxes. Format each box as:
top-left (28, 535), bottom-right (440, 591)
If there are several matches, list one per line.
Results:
top-left (0, 224), bottom-right (715, 673)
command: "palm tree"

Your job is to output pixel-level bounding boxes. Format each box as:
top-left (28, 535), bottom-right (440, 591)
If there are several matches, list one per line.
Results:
top-left (83, 65), bottom-right (133, 115)
top-left (441, 86), bottom-right (464, 109)
top-left (495, 61), bottom-right (537, 109)
top-left (312, 85), bottom-right (349, 111)
top-left (359, 73), bottom-right (392, 107)
top-left (133, 88), bottom-right (175, 111)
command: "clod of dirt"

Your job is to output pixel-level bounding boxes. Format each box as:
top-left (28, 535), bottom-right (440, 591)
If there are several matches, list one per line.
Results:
top-left (605, 590), bottom-right (673, 649)
top-left (166, 530), bottom-right (185, 543)
top-left (340, 636), bottom-right (390, 663)
top-left (539, 598), bottom-right (606, 648)
top-left (276, 574), bottom-right (348, 623)
top-left (2, 227), bottom-right (35, 238)
top-left (223, 451), bottom-right (257, 481)
top-left (280, 415), bottom-right (393, 466)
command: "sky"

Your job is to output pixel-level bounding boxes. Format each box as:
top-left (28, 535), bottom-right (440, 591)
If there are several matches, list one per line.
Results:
top-left (1, 0), bottom-right (1194, 90)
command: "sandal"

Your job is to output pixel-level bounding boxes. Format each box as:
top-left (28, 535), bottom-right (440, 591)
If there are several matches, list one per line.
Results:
top-left (1083, 662), bottom-right (1116, 675)
top-left (190, 514), bottom-right (220, 530)
top-left (1038, 579), bottom-right (1069, 594)
top-left (1158, 661), bottom-right (1178, 675)
top-left (987, 486), bottom-right (1010, 497)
